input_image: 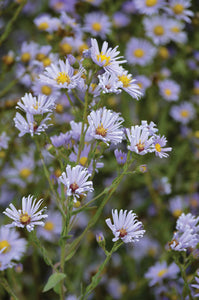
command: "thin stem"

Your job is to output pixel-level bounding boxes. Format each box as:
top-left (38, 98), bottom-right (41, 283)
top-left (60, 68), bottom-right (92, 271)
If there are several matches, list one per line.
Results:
top-left (0, 277), bottom-right (19, 300)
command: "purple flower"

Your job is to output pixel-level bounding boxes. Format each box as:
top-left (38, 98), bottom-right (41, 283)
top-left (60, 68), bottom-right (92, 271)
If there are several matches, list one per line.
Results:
top-left (152, 135), bottom-right (172, 158)
top-left (114, 149), bottom-right (127, 165)
top-left (170, 102), bottom-right (196, 124)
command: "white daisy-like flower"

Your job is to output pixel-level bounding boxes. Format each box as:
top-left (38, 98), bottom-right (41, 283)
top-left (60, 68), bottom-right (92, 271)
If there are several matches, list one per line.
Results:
top-left (134, 0), bottom-right (166, 15)
top-left (84, 12), bottom-right (111, 39)
top-left (3, 195), bottom-right (48, 232)
top-left (90, 38), bottom-right (126, 74)
top-left (87, 107), bottom-right (124, 145)
top-left (126, 125), bottom-right (154, 155)
top-left (17, 93), bottom-right (56, 115)
top-left (106, 209), bottom-right (145, 243)
top-left (59, 165), bottom-right (94, 202)
top-left (117, 68), bottom-right (143, 100)
top-left (39, 58), bottom-right (85, 90)
top-left (98, 72), bottom-right (123, 94)
top-left (164, 0), bottom-right (193, 23)
top-left (14, 112), bottom-right (52, 137)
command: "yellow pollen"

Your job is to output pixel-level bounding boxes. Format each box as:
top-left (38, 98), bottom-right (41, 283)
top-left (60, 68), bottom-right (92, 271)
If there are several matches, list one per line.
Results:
top-left (173, 209), bottom-right (182, 218)
top-left (43, 57), bottom-right (51, 67)
top-left (157, 269), bottom-right (167, 277)
top-left (20, 212), bottom-right (31, 225)
top-left (21, 52), bottom-right (31, 63)
top-left (96, 52), bottom-right (111, 66)
top-left (36, 53), bottom-right (46, 61)
top-left (136, 140), bottom-right (145, 152)
top-left (78, 43), bottom-right (88, 54)
top-left (44, 221), bottom-right (54, 231)
top-left (79, 156), bottom-right (88, 166)
top-left (96, 124), bottom-right (107, 137)
top-left (155, 143), bottom-right (162, 152)
top-left (145, 0), bottom-right (157, 6)
top-left (19, 168), bottom-right (32, 179)
top-left (119, 227), bottom-right (127, 238)
top-left (133, 48), bottom-right (145, 58)
top-left (118, 75), bottom-right (131, 88)
top-left (41, 85), bottom-right (52, 95)
top-left (56, 72), bottom-right (71, 85)
top-left (37, 22), bottom-right (49, 31)
top-left (164, 88), bottom-right (172, 96)
top-left (60, 43), bottom-right (72, 54)
top-left (154, 25), bottom-right (164, 36)
top-left (193, 87), bottom-right (199, 95)
top-left (0, 240), bottom-right (11, 253)
top-left (172, 4), bottom-right (184, 14)
top-left (33, 102), bottom-right (39, 110)
top-left (159, 47), bottom-right (169, 59)
top-left (171, 26), bottom-right (180, 33)
top-left (56, 103), bottom-right (64, 113)
top-left (92, 22), bottom-right (102, 32)
top-left (180, 109), bottom-right (189, 118)
top-left (90, 83), bottom-right (97, 91)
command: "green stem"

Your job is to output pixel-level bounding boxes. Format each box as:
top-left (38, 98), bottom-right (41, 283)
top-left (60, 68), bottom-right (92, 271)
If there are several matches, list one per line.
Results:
top-left (0, 277), bottom-right (19, 300)
top-left (0, 0), bottom-right (27, 47)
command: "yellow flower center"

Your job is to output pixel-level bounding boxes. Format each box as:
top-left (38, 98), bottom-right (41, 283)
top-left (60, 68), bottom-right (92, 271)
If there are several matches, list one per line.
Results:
top-left (171, 26), bottom-right (180, 33)
top-left (74, 201), bottom-right (81, 208)
top-left (19, 168), bottom-right (32, 179)
top-left (37, 22), bottom-right (49, 31)
top-left (155, 143), bottom-right (162, 152)
top-left (78, 43), bottom-right (89, 54)
top-left (157, 269), bottom-right (167, 277)
top-left (172, 4), bottom-right (184, 14)
top-left (60, 43), bottom-right (72, 54)
top-left (180, 109), bottom-right (189, 118)
top-left (33, 101), bottom-right (39, 110)
top-left (136, 140), bottom-right (145, 152)
top-left (56, 104), bottom-right (64, 113)
top-left (159, 47), bottom-right (169, 59)
top-left (79, 156), bottom-right (88, 166)
top-left (96, 52), bottom-right (111, 66)
top-left (54, 169), bottom-right (62, 178)
top-left (164, 88), bottom-right (172, 96)
top-left (44, 221), bottom-right (54, 231)
top-left (0, 240), bottom-right (11, 253)
top-left (2, 55), bottom-right (14, 65)
top-left (92, 22), bottom-right (102, 32)
top-left (145, 0), bottom-right (157, 7)
top-left (90, 83), bottom-right (97, 91)
top-left (193, 87), bottom-right (199, 95)
top-left (96, 124), bottom-right (107, 137)
top-left (133, 48), bottom-right (145, 58)
top-left (43, 57), bottom-right (51, 67)
top-left (41, 85), bottom-right (52, 95)
top-left (148, 247), bottom-right (156, 256)
top-left (21, 52), bottom-right (31, 63)
top-left (36, 53), bottom-right (46, 61)
top-left (173, 209), bottom-right (182, 218)
top-left (20, 212), bottom-right (31, 225)
top-left (118, 75), bottom-right (131, 88)
top-left (119, 227), bottom-right (127, 237)
top-left (56, 72), bottom-right (71, 85)
top-left (154, 25), bottom-right (164, 36)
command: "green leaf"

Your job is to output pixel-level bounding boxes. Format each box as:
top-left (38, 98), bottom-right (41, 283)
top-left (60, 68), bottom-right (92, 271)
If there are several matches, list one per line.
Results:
top-left (43, 273), bottom-right (66, 293)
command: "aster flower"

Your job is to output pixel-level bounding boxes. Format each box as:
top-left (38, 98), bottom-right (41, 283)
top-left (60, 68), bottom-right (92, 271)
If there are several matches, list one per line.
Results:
top-left (143, 15), bottom-right (171, 45)
top-left (135, 75), bottom-right (151, 95)
top-left (134, 0), bottom-right (166, 15)
top-left (117, 68), bottom-right (142, 100)
top-left (18, 41), bottom-right (38, 63)
top-left (17, 93), bottom-right (56, 115)
top-left (98, 72), bottom-right (122, 95)
top-left (169, 196), bottom-right (187, 218)
top-left (106, 209), bottom-right (145, 243)
top-left (168, 19), bottom-right (187, 44)
top-left (170, 102), bottom-right (196, 124)
top-left (50, 132), bottom-right (72, 148)
top-left (14, 112), bottom-right (52, 137)
top-left (113, 12), bottom-right (130, 28)
top-left (126, 125), bottom-right (154, 155)
top-left (3, 195), bottom-right (48, 232)
top-left (59, 165), bottom-right (94, 202)
top-left (0, 132), bottom-right (10, 150)
top-left (34, 14), bottom-right (60, 32)
top-left (32, 79), bottom-right (60, 98)
top-left (152, 135), bottom-right (172, 158)
top-left (125, 38), bottom-right (157, 66)
top-left (87, 107), bottom-right (124, 145)
top-left (84, 12), bottom-right (111, 39)
top-left (0, 226), bottom-right (26, 262)
top-left (37, 211), bottom-right (62, 241)
top-left (164, 0), bottom-right (193, 23)
top-left (89, 38), bottom-right (126, 74)
top-left (141, 120), bottom-right (158, 135)
top-left (39, 58), bottom-right (85, 90)
top-left (191, 271), bottom-right (199, 297)
top-left (158, 79), bottom-right (180, 101)
top-left (114, 149), bottom-right (127, 165)
top-left (145, 261), bottom-right (179, 286)
top-left (169, 227), bottom-right (199, 251)
top-left (176, 213), bottom-right (199, 233)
